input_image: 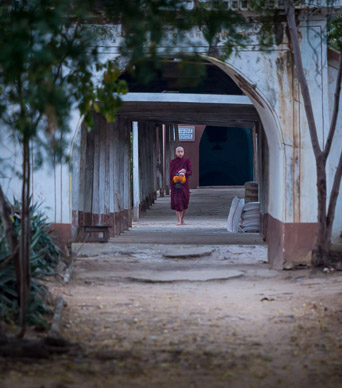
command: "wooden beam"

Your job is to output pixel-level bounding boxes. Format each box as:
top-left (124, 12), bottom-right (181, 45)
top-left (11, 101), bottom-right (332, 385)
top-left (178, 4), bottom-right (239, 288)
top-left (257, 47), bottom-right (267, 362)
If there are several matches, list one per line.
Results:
top-left (132, 121), bottom-right (140, 221)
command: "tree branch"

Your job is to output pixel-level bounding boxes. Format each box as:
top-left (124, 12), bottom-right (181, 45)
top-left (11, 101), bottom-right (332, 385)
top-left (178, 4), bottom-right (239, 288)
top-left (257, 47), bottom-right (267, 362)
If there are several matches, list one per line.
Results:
top-left (53, 23), bottom-right (80, 85)
top-left (323, 53), bottom-right (342, 160)
top-left (284, 0), bottom-right (322, 160)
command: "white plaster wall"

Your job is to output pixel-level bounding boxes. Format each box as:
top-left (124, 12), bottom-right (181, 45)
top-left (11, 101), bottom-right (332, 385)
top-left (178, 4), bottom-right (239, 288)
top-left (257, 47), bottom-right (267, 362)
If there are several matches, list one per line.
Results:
top-left (0, 131), bottom-right (24, 202)
top-left (0, 16), bottom-right (337, 231)
top-left (0, 108), bottom-right (81, 224)
top-left (328, 61), bottom-right (342, 243)
top-left (297, 21), bottom-right (329, 223)
top-left (210, 46), bottom-right (296, 223)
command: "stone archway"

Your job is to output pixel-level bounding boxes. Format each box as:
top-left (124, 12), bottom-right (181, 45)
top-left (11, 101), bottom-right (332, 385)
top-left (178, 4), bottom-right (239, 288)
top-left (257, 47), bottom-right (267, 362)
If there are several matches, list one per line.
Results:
top-left (70, 54), bottom-right (310, 269)
top-left (203, 57), bottom-right (287, 268)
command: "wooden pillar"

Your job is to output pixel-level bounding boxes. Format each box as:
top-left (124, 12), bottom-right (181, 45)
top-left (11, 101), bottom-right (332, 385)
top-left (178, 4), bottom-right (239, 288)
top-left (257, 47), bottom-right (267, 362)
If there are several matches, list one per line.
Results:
top-left (108, 121), bottom-right (116, 237)
top-left (103, 121), bottom-right (112, 233)
top-left (140, 122), bottom-right (145, 212)
top-left (252, 124), bottom-right (259, 182)
top-left (162, 124), bottom-right (168, 194)
top-left (132, 121), bottom-right (140, 221)
top-left (138, 122), bottom-right (146, 213)
top-left (148, 124), bottom-right (154, 206)
top-left (74, 113), bottom-right (124, 241)
top-left (91, 114), bottom-right (116, 237)
top-left (146, 123), bottom-right (152, 208)
top-left (123, 119), bottom-right (131, 230)
top-left (152, 124), bottom-right (158, 201)
top-left (71, 123), bottom-right (82, 241)
top-left (92, 117), bottom-right (100, 225)
top-left (165, 125), bottom-right (171, 195)
top-left (113, 119), bottom-right (121, 235)
top-left (98, 119), bottom-right (106, 226)
top-left (83, 126), bottom-right (94, 234)
top-left (118, 118), bottom-right (125, 233)
top-left (174, 124), bottom-right (179, 148)
top-left (156, 126), bottom-right (162, 195)
top-left (158, 126), bottom-right (163, 197)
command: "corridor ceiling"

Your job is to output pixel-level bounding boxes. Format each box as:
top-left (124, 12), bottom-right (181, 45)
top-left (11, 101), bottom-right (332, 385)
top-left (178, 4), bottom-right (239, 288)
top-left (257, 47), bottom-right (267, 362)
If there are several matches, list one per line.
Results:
top-left (118, 92), bottom-right (259, 128)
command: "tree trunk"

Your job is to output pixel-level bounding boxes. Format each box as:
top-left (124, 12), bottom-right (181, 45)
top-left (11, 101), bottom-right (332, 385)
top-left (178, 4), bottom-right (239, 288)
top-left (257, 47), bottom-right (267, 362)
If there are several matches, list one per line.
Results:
top-left (285, 0), bottom-right (342, 267)
top-left (325, 151), bottom-right (342, 250)
top-left (312, 158), bottom-right (328, 266)
top-left (17, 138), bottom-right (31, 338)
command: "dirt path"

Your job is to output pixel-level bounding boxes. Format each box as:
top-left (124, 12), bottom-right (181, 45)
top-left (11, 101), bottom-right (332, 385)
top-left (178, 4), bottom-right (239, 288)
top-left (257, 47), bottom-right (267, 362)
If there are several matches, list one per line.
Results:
top-left (2, 243), bottom-right (342, 388)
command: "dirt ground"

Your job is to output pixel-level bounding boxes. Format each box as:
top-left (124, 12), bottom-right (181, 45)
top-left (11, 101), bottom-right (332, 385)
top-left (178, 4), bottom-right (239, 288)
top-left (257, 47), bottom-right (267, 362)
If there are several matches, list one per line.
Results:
top-left (1, 242), bottom-right (342, 388)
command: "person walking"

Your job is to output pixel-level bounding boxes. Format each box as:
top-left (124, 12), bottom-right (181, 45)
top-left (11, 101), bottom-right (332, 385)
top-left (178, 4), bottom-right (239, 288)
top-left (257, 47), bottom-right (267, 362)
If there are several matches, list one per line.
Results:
top-left (169, 147), bottom-right (192, 225)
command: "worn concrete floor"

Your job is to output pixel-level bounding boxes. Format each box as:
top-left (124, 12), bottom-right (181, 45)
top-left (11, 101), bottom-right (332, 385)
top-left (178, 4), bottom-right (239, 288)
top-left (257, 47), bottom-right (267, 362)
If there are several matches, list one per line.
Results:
top-left (112, 187), bottom-right (264, 245)
top-left (1, 189), bottom-right (342, 388)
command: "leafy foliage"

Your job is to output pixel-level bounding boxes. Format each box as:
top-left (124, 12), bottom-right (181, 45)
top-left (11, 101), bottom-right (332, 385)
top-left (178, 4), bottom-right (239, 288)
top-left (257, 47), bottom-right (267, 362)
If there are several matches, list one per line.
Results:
top-left (0, 0), bottom-right (128, 170)
top-left (0, 200), bottom-right (60, 328)
top-left (329, 11), bottom-right (342, 51)
top-left (0, 0), bottom-right (129, 335)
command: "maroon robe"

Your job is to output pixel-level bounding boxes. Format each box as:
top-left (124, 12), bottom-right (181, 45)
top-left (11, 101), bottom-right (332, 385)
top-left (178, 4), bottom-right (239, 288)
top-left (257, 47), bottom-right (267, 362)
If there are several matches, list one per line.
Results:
top-left (169, 157), bottom-right (192, 211)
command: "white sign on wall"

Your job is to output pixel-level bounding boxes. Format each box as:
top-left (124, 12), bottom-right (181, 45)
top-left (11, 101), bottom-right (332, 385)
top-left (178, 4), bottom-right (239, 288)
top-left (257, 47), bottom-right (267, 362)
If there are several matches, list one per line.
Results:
top-left (179, 126), bottom-right (195, 142)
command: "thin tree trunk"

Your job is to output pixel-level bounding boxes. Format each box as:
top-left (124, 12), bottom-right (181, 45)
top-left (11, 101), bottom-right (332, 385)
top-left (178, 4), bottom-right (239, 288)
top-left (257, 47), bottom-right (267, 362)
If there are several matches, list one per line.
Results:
top-left (284, 0), bottom-right (342, 266)
top-left (17, 138), bottom-right (31, 338)
top-left (324, 54), bottom-right (342, 159)
top-left (323, 56), bottom-right (342, 250)
top-left (325, 151), bottom-right (342, 249)
top-left (312, 160), bottom-right (328, 267)
top-left (284, 0), bottom-right (322, 158)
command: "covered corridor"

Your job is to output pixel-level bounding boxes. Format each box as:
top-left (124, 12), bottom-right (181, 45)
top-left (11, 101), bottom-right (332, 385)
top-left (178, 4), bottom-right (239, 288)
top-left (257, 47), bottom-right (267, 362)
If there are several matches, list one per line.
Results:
top-left (113, 187), bottom-right (264, 245)
top-left (70, 55), bottom-right (310, 269)
top-left (71, 58), bottom-right (270, 256)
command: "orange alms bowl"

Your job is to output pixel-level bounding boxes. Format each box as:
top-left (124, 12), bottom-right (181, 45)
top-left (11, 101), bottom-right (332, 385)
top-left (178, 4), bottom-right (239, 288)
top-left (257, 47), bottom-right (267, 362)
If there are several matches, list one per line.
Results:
top-left (173, 175), bottom-right (186, 184)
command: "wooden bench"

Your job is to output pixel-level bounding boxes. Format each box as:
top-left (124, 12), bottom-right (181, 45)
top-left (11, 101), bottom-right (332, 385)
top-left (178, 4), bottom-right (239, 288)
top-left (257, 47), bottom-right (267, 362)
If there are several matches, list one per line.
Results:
top-left (83, 225), bottom-right (110, 243)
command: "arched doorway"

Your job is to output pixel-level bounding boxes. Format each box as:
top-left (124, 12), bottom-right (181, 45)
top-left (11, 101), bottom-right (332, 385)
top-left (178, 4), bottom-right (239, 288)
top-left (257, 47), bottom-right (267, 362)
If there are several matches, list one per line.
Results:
top-left (199, 126), bottom-right (253, 186)
top-left (70, 55), bottom-right (285, 267)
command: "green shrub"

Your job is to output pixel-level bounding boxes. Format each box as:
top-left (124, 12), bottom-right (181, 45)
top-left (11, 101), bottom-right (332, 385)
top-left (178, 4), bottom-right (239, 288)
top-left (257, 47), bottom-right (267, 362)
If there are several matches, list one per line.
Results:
top-left (0, 200), bottom-right (60, 329)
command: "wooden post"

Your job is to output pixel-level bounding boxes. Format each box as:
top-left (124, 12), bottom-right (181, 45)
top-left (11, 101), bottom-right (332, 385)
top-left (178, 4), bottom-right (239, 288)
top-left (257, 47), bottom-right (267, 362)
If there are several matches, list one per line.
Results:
top-left (140, 122), bottom-right (145, 211)
top-left (165, 125), bottom-right (172, 195)
top-left (119, 118), bottom-right (125, 233)
top-left (158, 126), bottom-right (164, 197)
top-left (123, 119), bottom-right (130, 230)
top-left (252, 124), bottom-right (259, 182)
top-left (109, 121), bottom-right (116, 237)
top-left (98, 118), bottom-right (106, 226)
top-left (92, 117), bottom-right (100, 225)
top-left (113, 119), bottom-right (121, 235)
top-left (156, 126), bottom-right (162, 195)
top-left (152, 124), bottom-right (158, 201)
top-left (162, 124), bottom-right (166, 196)
top-left (71, 123), bottom-right (83, 241)
top-left (138, 122), bottom-right (146, 213)
top-left (104, 121), bottom-right (111, 232)
top-left (175, 124), bottom-right (179, 148)
top-left (84, 125), bottom-right (94, 234)
top-left (148, 124), bottom-right (154, 206)
top-left (132, 121), bottom-right (140, 221)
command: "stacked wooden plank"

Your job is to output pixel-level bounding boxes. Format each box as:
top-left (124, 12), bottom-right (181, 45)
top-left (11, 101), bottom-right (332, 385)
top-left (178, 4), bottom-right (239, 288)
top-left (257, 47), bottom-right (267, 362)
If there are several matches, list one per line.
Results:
top-left (244, 181), bottom-right (258, 203)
